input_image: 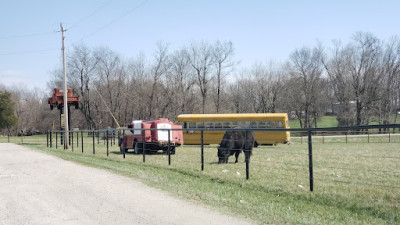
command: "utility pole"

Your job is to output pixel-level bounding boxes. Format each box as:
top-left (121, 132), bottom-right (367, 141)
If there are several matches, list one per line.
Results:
top-left (60, 23), bottom-right (69, 149)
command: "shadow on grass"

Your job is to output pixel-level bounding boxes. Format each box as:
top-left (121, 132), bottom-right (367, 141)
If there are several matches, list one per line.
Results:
top-left (20, 143), bottom-right (42, 146)
top-left (111, 151), bottom-right (176, 156)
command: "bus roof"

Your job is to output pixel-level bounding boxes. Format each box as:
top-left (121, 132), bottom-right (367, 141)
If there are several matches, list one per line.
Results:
top-left (177, 113), bottom-right (288, 122)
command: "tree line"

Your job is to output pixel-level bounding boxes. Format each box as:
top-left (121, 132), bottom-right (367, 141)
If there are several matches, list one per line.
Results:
top-left (1, 32), bottom-right (400, 134)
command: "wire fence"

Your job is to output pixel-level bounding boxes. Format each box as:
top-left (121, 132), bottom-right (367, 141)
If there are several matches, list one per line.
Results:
top-left (1, 124), bottom-right (399, 193)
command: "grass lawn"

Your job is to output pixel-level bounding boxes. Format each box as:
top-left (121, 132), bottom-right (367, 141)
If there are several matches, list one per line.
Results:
top-left (1, 133), bottom-right (399, 224)
top-left (289, 116), bottom-right (339, 128)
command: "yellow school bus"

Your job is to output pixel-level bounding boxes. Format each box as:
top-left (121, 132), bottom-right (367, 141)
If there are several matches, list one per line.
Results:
top-left (177, 113), bottom-right (290, 145)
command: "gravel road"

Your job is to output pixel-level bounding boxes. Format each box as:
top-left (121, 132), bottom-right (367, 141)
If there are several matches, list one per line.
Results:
top-left (0, 143), bottom-right (253, 225)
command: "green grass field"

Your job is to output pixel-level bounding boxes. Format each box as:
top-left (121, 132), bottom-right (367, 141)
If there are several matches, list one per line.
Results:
top-left (289, 116), bottom-right (339, 128)
top-left (1, 133), bottom-right (399, 224)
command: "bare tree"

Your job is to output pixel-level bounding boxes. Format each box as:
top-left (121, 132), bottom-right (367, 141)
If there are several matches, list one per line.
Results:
top-left (287, 45), bottom-right (324, 128)
top-left (380, 37), bottom-right (400, 127)
top-left (126, 53), bottom-right (148, 121)
top-left (348, 32), bottom-right (382, 125)
top-left (212, 41), bottom-right (236, 113)
top-left (67, 44), bottom-right (99, 129)
top-left (322, 41), bottom-right (355, 126)
top-left (188, 41), bottom-right (215, 113)
top-left (147, 42), bottom-right (169, 118)
top-left (169, 48), bottom-right (196, 115)
top-left (94, 47), bottom-right (126, 127)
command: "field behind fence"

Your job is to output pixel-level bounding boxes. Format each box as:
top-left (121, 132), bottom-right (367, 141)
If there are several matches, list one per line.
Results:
top-left (0, 125), bottom-right (399, 224)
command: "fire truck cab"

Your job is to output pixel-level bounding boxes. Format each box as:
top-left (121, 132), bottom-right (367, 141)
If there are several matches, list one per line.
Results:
top-left (48, 88), bottom-right (80, 110)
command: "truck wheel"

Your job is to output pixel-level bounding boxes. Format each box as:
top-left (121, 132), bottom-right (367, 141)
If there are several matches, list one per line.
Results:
top-left (119, 140), bottom-right (126, 153)
top-left (134, 142), bottom-right (142, 155)
top-left (171, 146), bottom-right (176, 154)
top-left (163, 146), bottom-right (176, 155)
top-left (120, 145), bottom-right (126, 153)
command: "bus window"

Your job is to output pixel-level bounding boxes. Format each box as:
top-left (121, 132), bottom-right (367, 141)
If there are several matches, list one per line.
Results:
top-left (277, 121), bottom-right (283, 128)
top-left (205, 122), bottom-right (213, 128)
top-left (183, 122), bottom-right (187, 129)
top-left (214, 122), bottom-right (222, 128)
top-left (259, 121), bottom-right (266, 128)
top-left (223, 122), bottom-right (231, 128)
top-left (241, 121), bottom-right (250, 127)
top-left (197, 122), bottom-right (204, 128)
top-left (232, 122), bottom-right (238, 127)
top-left (189, 122), bottom-right (196, 128)
top-left (267, 121), bottom-right (276, 128)
top-left (250, 121), bottom-right (257, 128)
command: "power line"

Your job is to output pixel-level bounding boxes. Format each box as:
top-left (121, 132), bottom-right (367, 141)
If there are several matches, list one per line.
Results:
top-left (0, 31), bottom-right (57, 39)
top-left (79, 0), bottom-right (150, 41)
top-left (0, 1), bottom-right (149, 56)
top-left (68, 0), bottom-right (115, 30)
top-left (0, 48), bottom-right (58, 56)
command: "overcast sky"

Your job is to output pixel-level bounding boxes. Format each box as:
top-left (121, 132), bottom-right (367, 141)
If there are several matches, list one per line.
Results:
top-left (1, 0), bottom-right (399, 90)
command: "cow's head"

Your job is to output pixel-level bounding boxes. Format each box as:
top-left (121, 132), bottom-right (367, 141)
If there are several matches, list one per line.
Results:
top-left (217, 146), bottom-right (229, 163)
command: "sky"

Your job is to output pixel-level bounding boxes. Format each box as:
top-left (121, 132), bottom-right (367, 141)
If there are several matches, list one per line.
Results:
top-left (1, 0), bottom-right (400, 91)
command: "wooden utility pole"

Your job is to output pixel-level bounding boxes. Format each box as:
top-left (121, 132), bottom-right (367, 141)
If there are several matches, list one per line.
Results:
top-left (60, 23), bottom-right (69, 149)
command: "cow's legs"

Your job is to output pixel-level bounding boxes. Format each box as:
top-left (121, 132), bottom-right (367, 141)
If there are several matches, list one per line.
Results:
top-left (234, 151), bottom-right (240, 163)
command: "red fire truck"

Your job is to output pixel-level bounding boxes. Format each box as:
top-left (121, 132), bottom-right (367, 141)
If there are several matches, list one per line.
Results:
top-left (48, 88), bottom-right (80, 110)
top-left (118, 118), bottom-right (183, 154)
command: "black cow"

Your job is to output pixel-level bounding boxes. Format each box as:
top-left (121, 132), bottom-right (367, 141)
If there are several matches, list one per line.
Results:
top-left (217, 129), bottom-right (256, 164)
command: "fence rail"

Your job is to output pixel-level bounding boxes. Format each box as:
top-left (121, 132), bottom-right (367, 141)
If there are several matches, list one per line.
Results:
top-left (1, 124), bottom-right (399, 193)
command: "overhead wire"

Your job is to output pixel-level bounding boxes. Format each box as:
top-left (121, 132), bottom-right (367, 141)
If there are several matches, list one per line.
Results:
top-left (1, 1), bottom-right (149, 57)
top-left (0, 48), bottom-right (59, 56)
top-left (0, 31), bottom-right (57, 39)
top-left (67, 0), bottom-right (115, 30)
top-left (78, 0), bottom-right (150, 41)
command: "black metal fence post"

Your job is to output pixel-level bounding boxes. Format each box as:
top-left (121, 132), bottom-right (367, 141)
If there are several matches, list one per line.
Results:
top-left (77, 131), bottom-right (79, 147)
top-left (168, 129), bottom-right (171, 165)
top-left (201, 130), bottom-right (204, 171)
top-left (142, 133), bottom-right (146, 163)
top-left (92, 130), bottom-right (95, 154)
top-left (106, 130), bottom-right (109, 157)
top-left (112, 130), bottom-right (114, 147)
top-left (71, 131), bottom-right (74, 152)
top-left (81, 131), bottom-right (84, 153)
top-left (63, 130), bottom-right (66, 150)
top-left (8, 133), bottom-right (10, 143)
top-left (46, 131), bottom-right (49, 147)
top-left (245, 130), bottom-right (249, 180)
top-left (308, 130), bottom-right (314, 192)
top-left (97, 131), bottom-right (100, 145)
top-left (56, 131), bottom-right (58, 149)
top-left (50, 131), bottom-right (52, 148)
top-left (123, 129), bottom-right (125, 159)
